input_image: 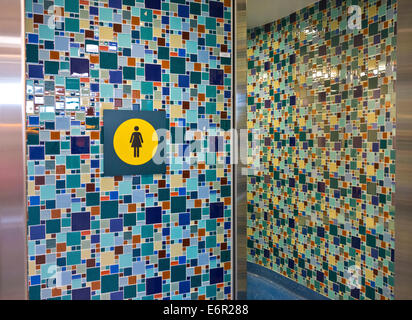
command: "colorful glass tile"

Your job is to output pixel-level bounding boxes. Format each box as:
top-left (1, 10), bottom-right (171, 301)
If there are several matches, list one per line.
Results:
top-left (247, 0), bottom-right (396, 300)
top-left (25, 0), bottom-right (232, 300)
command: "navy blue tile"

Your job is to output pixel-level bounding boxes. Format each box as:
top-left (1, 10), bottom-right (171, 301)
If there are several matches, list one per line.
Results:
top-left (72, 287), bottom-right (91, 300)
top-left (352, 236), bottom-right (361, 249)
top-left (146, 276), bottom-right (162, 295)
top-left (210, 69), bottom-right (224, 85)
top-left (145, 0), bottom-right (161, 10)
top-left (29, 146), bottom-right (45, 160)
top-left (110, 218), bottom-right (123, 232)
top-left (209, 1), bottom-right (223, 18)
top-left (178, 5), bottom-right (189, 18)
top-left (30, 225), bottom-right (45, 240)
top-left (210, 202), bottom-right (223, 218)
top-left (352, 186), bottom-right (362, 199)
top-left (110, 291), bottom-right (123, 300)
top-left (178, 75), bottom-right (189, 88)
top-left (210, 267), bottom-right (223, 284)
top-left (145, 63), bottom-right (161, 82)
top-left (109, 0), bottom-right (122, 9)
top-left (179, 213), bottom-right (190, 226)
top-left (72, 212), bottom-right (91, 231)
top-left (146, 206), bottom-right (162, 224)
top-left (179, 280), bottom-right (190, 294)
top-left (71, 136), bottom-right (90, 154)
top-left (91, 83), bottom-right (99, 92)
top-left (89, 6), bottom-right (98, 15)
top-left (318, 182), bottom-right (325, 193)
top-left (28, 64), bottom-right (44, 79)
top-left (109, 70), bottom-right (123, 84)
top-left (70, 58), bottom-right (90, 77)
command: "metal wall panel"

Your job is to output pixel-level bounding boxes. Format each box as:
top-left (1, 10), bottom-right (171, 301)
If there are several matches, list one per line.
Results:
top-left (395, 0), bottom-right (412, 300)
top-left (234, 0), bottom-right (247, 300)
top-left (0, 0), bottom-right (26, 300)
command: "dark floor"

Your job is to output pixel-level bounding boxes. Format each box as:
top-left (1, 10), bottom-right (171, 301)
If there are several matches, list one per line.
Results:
top-left (247, 273), bottom-right (304, 300)
top-left (246, 262), bottom-right (329, 300)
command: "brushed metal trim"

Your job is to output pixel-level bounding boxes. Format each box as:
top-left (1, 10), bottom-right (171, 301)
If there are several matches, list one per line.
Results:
top-left (395, 0), bottom-right (412, 300)
top-left (0, 0), bottom-right (26, 300)
top-left (233, 0), bottom-right (247, 300)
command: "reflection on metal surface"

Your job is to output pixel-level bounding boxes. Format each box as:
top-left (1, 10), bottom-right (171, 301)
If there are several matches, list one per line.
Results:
top-left (0, 0), bottom-right (26, 300)
top-left (234, 0), bottom-right (247, 300)
top-left (395, 0), bottom-right (412, 300)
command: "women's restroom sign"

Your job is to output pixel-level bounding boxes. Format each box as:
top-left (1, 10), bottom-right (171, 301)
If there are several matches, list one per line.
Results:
top-left (103, 110), bottom-right (167, 176)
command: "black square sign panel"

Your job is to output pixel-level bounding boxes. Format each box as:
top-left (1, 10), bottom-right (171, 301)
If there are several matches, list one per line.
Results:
top-left (103, 110), bottom-right (167, 176)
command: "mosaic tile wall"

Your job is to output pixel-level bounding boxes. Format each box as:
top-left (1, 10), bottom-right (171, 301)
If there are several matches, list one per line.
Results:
top-left (247, 0), bottom-right (396, 300)
top-left (25, 0), bottom-right (232, 300)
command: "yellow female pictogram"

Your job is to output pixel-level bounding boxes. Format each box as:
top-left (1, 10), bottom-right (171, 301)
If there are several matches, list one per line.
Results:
top-left (113, 118), bottom-right (158, 166)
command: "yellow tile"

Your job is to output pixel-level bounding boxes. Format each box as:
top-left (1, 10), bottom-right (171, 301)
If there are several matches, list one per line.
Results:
top-left (82, 249), bottom-right (91, 260)
top-left (367, 112), bottom-right (376, 124)
top-left (154, 100), bottom-right (162, 108)
top-left (366, 217), bottom-right (375, 228)
top-left (153, 27), bottom-right (162, 38)
top-left (99, 102), bottom-right (114, 118)
top-left (154, 241), bottom-right (162, 251)
top-left (217, 168), bottom-right (224, 177)
top-left (100, 177), bottom-right (115, 191)
top-left (171, 175), bottom-right (183, 188)
top-left (101, 251), bottom-right (115, 266)
top-left (81, 173), bottom-right (90, 184)
top-left (171, 243), bottom-right (182, 257)
top-left (80, 19), bottom-right (89, 30)
top-left (100, 26), bottom-right (113, 41)
top-left (28, 180), bottom-right (35, 196)
top-left (26, 19), bottom-right (34, 33)
top-left (365, 268), bottom-right (373, 281)
top-left (171, 105), bottom-right (183, 118)
top-left (368, 59), bottom-right (377, 70)
top-left (170, 35), bottom-right (182, 48)
top-left (28, 260), bottom-right (36, 276)
top-left (81, 97), bottom-right (90, 106)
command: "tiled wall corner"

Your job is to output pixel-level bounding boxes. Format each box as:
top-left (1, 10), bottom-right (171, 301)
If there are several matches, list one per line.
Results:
top-left (247, 0), bottom-right (396, 300)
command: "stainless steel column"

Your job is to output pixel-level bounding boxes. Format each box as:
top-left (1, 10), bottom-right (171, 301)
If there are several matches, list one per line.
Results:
top-left (0, 0), bottom-right (26, 300)
top-left (233, 0), bottom-right (247, 300)
top-left (395, 0), bottom-right (412, 300)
